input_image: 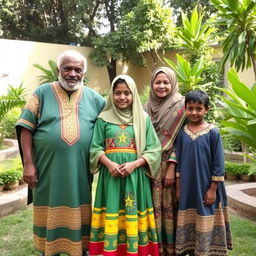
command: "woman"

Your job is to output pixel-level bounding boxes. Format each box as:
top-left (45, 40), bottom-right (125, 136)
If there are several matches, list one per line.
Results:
top-left (144, 67), bottom-right (186, 256)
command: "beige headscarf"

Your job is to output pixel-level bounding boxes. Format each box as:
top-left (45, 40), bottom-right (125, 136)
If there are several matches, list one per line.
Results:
top-left (99, 74), bottom-right (147, 156)
top-left (144, 67), bottom-right (185, 151)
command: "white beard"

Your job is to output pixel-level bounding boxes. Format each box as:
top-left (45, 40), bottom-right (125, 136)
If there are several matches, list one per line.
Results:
top-left (58, 74), bottom-right (83, 92)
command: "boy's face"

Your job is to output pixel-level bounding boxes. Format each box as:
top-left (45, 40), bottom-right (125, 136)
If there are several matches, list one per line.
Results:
top-left (185, 101), bottom-right (208, 124)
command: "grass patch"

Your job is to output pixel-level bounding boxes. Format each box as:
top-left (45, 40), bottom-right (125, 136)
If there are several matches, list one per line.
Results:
top-left (0, 206), bottom-right (37, 256)
top-left (0, 206), bottom-right (256, 255)
top-left (229, 215), bottom-right (256, 256)
top-left (0, 144), bottom-right (9, 150)
top-left (0, 156), bottom-right (22, 171)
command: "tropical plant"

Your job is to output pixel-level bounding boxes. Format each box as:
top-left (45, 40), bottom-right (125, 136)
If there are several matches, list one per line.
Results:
top-left (218, 68), bottom-right (256, 160)
top-left (33, 60), bottom-right (89, 85)
top-left (33, 60), bottom-right (58, 84)
top-left (173, 5), bottom-right (223, 123)
top-left (0, 83), bottom-right (26, 122)
top-left (177, 5), bottom-right (217, 63)
top-left (1, 108), bottom-right (21, 139)
top-left (0, 83), bottom-right (26, 144)
top-left (211, 0), bottom-right (256, 79)
top-left (165, 54), bottom-right (210, 95)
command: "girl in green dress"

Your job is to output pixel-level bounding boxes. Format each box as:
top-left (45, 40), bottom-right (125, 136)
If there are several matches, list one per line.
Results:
top-left (88, 74), bottom-right (162, 256)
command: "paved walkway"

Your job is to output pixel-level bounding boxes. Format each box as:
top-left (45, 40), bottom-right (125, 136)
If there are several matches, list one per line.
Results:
top-left (1, 182), bottom-right (256, 221)
top-left (0, 184), bottom-right (27, 218)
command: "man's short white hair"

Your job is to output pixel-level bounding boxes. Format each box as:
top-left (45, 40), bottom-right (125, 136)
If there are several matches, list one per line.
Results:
top-left (57, 50), bottom-right (87, 73)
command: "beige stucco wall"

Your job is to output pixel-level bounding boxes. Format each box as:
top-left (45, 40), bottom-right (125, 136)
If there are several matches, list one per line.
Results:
top-left (0, 39), bottom-right (110, 95)
top-left (0, 39), bottom-right (255, 97)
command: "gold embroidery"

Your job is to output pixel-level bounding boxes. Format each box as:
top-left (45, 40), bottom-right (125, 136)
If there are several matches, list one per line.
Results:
top-left (184, 124), bottom-right (214, 141)
top-left (33, 204), bottom-right (91, 229)
top-left (52, 82), bottom-right (82, 146)
top-left (17, 119), bottom-right (36, 129)
top-left (177, 208), bottom-right (227, 232)
top-left (34, 235), bottom-right (88, 256)
top-left (24, 93), bottom-right (39, 117)
top-left (212, 176), bottom-right (224, 181)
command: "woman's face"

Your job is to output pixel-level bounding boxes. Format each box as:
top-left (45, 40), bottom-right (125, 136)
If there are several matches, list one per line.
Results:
top-left (113, 82), bottom-right (133, 110)
top-left (152, 72), bottom-right (172, 99)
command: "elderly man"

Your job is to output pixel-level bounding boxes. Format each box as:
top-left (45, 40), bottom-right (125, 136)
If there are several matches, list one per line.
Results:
top-left (16, 50), bottom-right (105, 256)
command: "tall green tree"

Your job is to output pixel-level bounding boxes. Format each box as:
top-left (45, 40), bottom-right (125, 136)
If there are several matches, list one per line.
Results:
top-left (90, 0), bottom-right (176, 82)
top-left (211, 0), bottom-right (256, 80)
top-left (118, 0), bottom-right (175, 70)
top-left (89, 0), bottom-right (140, 82)
top-left (0, 0), bottom-right (102, 45)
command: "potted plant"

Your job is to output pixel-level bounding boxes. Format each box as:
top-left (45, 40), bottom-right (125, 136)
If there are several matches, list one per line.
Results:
top-left (248, 168), bottom-right (256, 182)
top-left (225, 162), bottom-right (238, 181)
top-left (2, 169), bottom-right (22, 190)
top-left (236, 164), bottom-right (251, 181)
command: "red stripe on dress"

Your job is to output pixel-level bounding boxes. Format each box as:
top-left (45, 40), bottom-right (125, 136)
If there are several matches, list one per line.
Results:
top-left (89, 241), bottom-right (159, 256)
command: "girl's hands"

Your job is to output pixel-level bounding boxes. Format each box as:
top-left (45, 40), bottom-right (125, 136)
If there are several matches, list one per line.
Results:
top-left (119, 162), bottom-right (136, 177)
top-left (106, 161), bottom-right (122, 177)
top-left (100, 155), bottom-right (146, 177)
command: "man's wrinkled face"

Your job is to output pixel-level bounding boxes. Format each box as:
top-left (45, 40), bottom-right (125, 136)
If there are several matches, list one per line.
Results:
top-left (58, 56), bottom-right (84, 92)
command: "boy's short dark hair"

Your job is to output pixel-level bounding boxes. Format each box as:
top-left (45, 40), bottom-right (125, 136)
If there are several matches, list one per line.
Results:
top-left (185, 90), bottom-right (209, 109)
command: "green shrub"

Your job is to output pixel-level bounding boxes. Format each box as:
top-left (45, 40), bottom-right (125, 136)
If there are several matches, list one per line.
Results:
top-left (225, 162), bottom-right (251, 176)
top-left (0, 168), bottom-right (22, 184)
top-left (0, 177), bottom-right (4, 185)
top-left (0, 107), bottom-right (21, 139)
top-left (222, 134), bottom-right (242, 152)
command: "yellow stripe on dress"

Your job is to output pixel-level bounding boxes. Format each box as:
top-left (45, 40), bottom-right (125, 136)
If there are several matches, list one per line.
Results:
top-left (91, 208), bottom-right (156, 232)
top-left (105, 148), bottom-right (137, 154)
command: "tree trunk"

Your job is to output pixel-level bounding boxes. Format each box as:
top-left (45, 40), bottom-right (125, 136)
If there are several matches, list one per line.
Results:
top-left (241, 142), bottom-right (248, 163)
top-left (107, 59), bottom-right (117, 85)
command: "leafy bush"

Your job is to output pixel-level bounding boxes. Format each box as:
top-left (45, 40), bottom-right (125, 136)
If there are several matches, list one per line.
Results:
top-left (0, 168), bottom-right (22, 184)
top-left (225, 162), bottom-right (251, 176)
top-left (0, 177), bottom-right (4, 185)
top-left (222, 134), bottom-right (242, 152)
top-left (0, 107), bottom-right (21, 139)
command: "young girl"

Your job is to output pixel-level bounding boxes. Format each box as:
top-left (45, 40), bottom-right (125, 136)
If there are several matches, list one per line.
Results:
top-left (175, 90), bottom-right (232, 256)
top-left (88, 74), bottom-right (162, 256)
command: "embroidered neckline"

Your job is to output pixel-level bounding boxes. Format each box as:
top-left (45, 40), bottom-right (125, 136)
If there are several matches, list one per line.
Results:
top-left (184, 124), bottom-right (214, 140)
top-left (51, 82), bottom-right (83, 146)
